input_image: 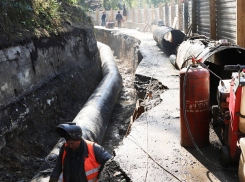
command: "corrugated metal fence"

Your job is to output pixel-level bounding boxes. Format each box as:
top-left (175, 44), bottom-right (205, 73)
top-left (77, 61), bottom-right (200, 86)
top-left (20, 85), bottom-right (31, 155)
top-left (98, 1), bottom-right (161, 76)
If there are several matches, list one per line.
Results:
top-left (165, 5), bottom-right (169, 26)
top-left (188, 0), bottom-right (192, 31)
top-left (216, 0), bottom-right (236, 43)
top-left (168, 5), bottom-right (171, 26)
top-left (197, 0), bottom-right (210, 38)
top-left (175, 4), bottom-right (179, 29)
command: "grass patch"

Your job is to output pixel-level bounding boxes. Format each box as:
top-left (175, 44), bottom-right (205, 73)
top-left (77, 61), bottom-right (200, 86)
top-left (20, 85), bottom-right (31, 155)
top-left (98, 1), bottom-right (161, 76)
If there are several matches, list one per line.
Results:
top-left (0, 0), bottom-right (92, 48)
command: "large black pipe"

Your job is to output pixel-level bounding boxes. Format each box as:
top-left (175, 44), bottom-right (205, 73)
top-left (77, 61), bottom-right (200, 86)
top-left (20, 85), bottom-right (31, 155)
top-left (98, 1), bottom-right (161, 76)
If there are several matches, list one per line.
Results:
top-left (153, 26), bottom-right (185, 55)
top-left (176, 38), bottom-right (245, 70)
top-left (75, 42), bottom-right (122, 144)
top-left (176, 37), bottom-right (245, 105)
top-left (31, 42), bottom-right (122, 182)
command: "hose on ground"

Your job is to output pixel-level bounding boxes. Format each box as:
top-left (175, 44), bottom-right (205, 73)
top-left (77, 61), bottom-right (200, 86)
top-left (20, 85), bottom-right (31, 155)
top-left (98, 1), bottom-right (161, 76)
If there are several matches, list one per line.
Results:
top-left (125, 51), bottom-right (182, 181)
top-left (128, 135), bottom-right (182, 182)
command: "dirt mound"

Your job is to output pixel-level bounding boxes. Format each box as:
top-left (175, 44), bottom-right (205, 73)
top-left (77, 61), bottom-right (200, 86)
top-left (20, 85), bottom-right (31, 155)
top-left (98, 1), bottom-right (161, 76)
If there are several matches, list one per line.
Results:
top-left (98, 158), bottom-right (131, 182)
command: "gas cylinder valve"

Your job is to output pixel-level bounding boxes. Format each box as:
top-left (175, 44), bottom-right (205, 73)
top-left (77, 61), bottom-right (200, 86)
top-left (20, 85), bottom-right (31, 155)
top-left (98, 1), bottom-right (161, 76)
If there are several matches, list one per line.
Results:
top-left (191, 57), bottom-right (225, 87)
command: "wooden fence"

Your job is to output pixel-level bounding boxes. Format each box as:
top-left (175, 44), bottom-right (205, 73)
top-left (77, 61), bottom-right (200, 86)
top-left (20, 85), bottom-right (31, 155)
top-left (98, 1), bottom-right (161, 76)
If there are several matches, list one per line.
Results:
top-left (89, 1), bottom-right (190, 34)
top-left (89, 0), bottom-right (245, 47)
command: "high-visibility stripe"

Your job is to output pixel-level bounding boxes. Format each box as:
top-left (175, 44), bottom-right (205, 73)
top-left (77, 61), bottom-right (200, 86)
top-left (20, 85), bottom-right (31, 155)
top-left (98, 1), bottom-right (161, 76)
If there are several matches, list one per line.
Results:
top-left (87, 176), bottom-right (98, 182)
top-left (61, 140), bottom-right (101, 182)
top-left (85, 165), bottom-right (101, 176)
top-left (62, 143), bottom-right (67, 182)
top-left (84, 140), bottom-right (101, 182)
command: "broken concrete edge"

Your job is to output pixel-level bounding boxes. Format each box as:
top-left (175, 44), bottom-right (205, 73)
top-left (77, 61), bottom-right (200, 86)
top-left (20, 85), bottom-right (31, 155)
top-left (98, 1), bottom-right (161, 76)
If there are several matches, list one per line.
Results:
top-left (153, 26), bottom-right (185, 56)
top-left (97, 157), bottom-right (132, 182)
top-left (95, 28), bottom-right (176, 181)
top-left (30, 42), bottom-right (122, 182)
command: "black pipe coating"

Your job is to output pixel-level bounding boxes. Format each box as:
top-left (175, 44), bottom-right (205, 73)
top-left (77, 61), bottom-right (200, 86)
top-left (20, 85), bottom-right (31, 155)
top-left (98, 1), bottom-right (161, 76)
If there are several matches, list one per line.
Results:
top-left (153, 26), bottom-right (185, 56)
top-left (74, 42), bottom-right (123, 144)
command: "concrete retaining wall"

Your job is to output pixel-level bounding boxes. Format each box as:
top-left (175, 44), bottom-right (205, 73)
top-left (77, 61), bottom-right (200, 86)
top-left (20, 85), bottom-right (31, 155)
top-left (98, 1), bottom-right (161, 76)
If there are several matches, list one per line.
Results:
top-left (121, 22), bottom-right (158, 33)
top-left (94, 27), bottom-right (141, 73)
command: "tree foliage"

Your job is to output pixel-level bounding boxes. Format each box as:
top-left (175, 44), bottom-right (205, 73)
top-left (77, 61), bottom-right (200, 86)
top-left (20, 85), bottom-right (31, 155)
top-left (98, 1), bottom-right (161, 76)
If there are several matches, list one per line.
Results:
top-left (101, 0), bottom-right (175, 10)
top-left (0, 0), bottom-right (91, 48)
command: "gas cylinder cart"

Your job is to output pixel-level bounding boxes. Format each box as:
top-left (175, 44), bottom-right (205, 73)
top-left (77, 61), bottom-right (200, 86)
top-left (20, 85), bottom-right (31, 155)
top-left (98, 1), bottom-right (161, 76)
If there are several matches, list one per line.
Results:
top-left (212, 65), bottom-right (245, 166)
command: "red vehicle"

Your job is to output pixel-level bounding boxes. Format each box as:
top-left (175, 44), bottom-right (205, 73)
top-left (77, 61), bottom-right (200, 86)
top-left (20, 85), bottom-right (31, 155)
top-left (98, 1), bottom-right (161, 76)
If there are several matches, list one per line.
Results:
top-left (213, 65), bottom-right (245, 166)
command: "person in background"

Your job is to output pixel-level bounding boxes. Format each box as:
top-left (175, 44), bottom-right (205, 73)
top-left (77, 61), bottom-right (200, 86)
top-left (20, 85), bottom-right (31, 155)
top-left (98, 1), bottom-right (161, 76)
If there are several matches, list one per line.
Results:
top-left (101, 12), bottom-right (106, 26)
top-left (116, 11), bottom-right (123, 28)
top-left (49, 123), bottom-right (111, 182)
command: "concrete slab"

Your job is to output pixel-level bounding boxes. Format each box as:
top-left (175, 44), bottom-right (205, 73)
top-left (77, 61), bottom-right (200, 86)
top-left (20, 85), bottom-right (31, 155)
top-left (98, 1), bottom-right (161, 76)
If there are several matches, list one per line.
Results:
top-left (104, 28), bottom-right (239, 182)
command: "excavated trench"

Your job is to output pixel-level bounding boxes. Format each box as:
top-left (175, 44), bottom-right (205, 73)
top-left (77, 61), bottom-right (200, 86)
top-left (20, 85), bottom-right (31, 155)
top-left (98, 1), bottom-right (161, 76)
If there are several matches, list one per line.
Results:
top-left (95, 29), bottom-right (167, 156)
top-left (0, 27), bottom-right (166, 181)
top-left (0, 29), bottom-right (104, 182)
top-left (2, 25), bottom-right (245, 181)
top-left (0, 71), bottom-right (103, 181)
top-left (95, 29), bottom-right (166, 181)
top-left (101, 63), bottom-right (166, 155)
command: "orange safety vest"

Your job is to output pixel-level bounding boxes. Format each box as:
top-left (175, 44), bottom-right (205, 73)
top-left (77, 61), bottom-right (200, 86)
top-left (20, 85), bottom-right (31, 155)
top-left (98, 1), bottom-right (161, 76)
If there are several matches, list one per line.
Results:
top-left (61, 139), bottom-right (101, 182)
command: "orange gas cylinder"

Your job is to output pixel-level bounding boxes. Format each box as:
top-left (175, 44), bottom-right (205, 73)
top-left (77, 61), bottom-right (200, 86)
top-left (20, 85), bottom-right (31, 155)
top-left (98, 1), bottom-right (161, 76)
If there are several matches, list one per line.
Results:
top-left (179, 65), bottom-right (210, 147)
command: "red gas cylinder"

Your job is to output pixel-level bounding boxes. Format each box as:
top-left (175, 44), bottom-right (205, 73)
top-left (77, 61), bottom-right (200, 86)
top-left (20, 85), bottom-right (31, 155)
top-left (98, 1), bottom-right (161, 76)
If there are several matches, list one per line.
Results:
top-left (179, 65), bottom-right (210, 147)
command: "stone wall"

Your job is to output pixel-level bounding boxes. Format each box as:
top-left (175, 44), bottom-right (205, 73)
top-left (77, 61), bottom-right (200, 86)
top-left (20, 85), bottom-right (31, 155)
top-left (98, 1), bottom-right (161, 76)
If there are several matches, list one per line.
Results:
top-left (0, 28), bottom-right (100, 109)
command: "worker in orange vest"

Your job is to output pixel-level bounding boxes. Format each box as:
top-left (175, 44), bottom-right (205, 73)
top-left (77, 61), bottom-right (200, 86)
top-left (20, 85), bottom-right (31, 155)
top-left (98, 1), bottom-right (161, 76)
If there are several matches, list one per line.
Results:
top-left (49, 123), bottom-right (111, 182)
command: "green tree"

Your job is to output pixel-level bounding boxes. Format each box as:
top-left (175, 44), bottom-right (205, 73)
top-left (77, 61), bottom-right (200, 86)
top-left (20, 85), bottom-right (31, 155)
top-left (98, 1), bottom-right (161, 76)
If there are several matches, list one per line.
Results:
top-left (100, 0), bottom-right (175, 10)
top-left (136, 0), bottom-right (171, 8)
top-left (0, 0), bottom-right (91, 46)
top-left (150, 0), bottom-right (171, 7)
top-left (102, 0), bottom-right (120, 10)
